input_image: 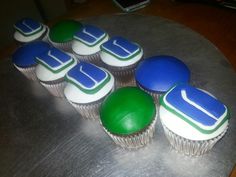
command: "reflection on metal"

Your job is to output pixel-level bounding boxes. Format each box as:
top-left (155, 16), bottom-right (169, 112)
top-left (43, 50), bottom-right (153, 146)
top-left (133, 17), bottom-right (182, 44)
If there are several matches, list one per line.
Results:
top-left (0, 14), bottom-right (235, 177)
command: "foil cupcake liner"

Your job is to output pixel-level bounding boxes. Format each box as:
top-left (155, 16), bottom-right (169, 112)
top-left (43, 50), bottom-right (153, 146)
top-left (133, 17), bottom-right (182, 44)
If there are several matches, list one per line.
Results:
top-left (14, 65), bottom-right (37, 81)
top-left (40, 81), bottom-right (66, 98)
top-left (67, 87), bottom-right (115, 120)
top-left (108, 65), bottom-right (136, 88)
top-left (162, 124), bottom-right (228, 156)
top-left (101, 114), bottom-right (157, 149)
top-left (102, 57), bottom-right (143, 88)
top-left (49, 40), bottom-right (72, 52)
top-left (41, 26), bottom-right (50, 43)
top-left (136, 83), bottom-right (159, 104)
top-left (73, 51), bottom-right (102, 66)
top-left (69, 100), bottom-right (102, 120)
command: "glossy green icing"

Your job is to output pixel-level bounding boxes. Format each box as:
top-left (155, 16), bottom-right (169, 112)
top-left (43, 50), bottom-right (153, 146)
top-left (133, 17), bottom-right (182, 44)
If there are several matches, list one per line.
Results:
top-left (100, 87), bottom-right (156, 135)
top-left (49, 20), bottom-right (83, 43)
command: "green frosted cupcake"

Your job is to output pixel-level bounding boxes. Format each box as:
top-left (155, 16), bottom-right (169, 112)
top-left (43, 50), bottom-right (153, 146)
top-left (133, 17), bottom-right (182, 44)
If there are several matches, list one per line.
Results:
top-left (100, 87), bottom-right (157, 149)
top-left (49, 20), bottom-right (83, 51)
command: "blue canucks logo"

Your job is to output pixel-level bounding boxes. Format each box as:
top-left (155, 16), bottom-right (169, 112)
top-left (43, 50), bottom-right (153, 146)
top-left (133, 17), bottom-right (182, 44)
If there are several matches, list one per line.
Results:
top-left (36, 48), bottom-right (74, 72)
top-left (165, 84), bottom-right (227, 126)
top-left (74, 25), bottom-right (106, 46)
top-left (14, 18), bottom-right (43, 36)
top-left (101, 36), bottom-right (140, 59)
top-left (66, 62), bottom-right (110, 93)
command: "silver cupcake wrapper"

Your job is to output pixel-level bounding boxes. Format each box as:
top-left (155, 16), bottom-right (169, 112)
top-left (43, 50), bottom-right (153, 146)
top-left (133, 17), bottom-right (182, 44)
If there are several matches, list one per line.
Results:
top-left (111, 66), bottom-right (136, 88)
top-left (40, 81), bottom-right (66, 98)
top-left (41, 26), bottom-right (50, 43)
top-left (49, 40), bottom-right (72, 52)
top-left (162, 124), bottom-right (228, 156)
top-left (14, 65), bottom-right (37, 81)
top-left (73, 51), bottom-right (103, 66)
top-left (67, 87), bottom-right (115, 120)
top-left (101, 114), bottom-right (157, 149)
top-left (69, 100), bottom-right (102, 120)
top-left (137, 83), bottom-right (159, 104)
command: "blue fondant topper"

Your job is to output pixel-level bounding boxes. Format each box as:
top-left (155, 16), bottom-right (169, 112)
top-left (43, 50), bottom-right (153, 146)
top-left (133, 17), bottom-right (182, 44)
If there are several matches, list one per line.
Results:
top-left (135, 56), bottom-right (190, 93)
top-left (165, 84), bottom-right (227, 126)
top-left (66, 62), bottom-right (107, 89)
top-left (101, 36), bottom-right (140, 59)
top-left (12, 41), bottom-right (51, 67)
top-left (74, 25), bottom-right (106, 46)
top-left (36, 48), bottom-right (72, 69)
top-left (14, 18), bottom-right (42, 35)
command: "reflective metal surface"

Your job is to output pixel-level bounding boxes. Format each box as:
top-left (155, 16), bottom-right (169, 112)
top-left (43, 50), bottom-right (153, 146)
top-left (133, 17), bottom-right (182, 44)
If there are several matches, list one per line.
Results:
top-left (0, 14), bottom-right (235, 177)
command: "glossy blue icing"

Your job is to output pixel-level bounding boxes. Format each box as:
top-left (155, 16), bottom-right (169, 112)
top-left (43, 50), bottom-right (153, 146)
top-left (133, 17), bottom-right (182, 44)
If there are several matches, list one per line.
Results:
top-left (74, 25), bottom-right (106, 45)
top-left (135, 56), bottom-right (190, 93)
top-left (14, 18), bottom-right (42, 35)
top-left (36, 48), bottom-right (72, 69)
top-left (101, 36), bottom-right (139, 59)
top-left (12, 41), bottom-right (51, 68)
top-left (165, 84), bottom-right (226, 126)
top-left (67, 62), bottom-right (107, 89)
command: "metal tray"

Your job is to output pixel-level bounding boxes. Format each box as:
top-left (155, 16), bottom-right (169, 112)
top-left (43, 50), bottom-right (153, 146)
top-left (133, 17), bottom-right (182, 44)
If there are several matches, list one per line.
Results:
top-left (0, 14), bottom-right (235, 177)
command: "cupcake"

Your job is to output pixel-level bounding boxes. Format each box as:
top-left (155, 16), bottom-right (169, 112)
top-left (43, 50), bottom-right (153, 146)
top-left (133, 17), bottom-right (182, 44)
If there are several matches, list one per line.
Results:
top-left (14, 18), bottom-right (49, 43)
top-left (64, 62), bottom-right (114, 120)
top-left (48, 20), bottom-right (83, 52)
top-left (100, 36), bottom-right (143, 87)
top-left (72, 25), bottom-right (109, 65)
top-left (35, 47), bottom-right (77, 97)
top-left (100, 87), bottom-right (157, 149)
top-left (159, 84), bottom-right (229, 156)
top-left (135, 55), bottom-right (190, 102)
top-left (12, 41), bottom-right (51, 81)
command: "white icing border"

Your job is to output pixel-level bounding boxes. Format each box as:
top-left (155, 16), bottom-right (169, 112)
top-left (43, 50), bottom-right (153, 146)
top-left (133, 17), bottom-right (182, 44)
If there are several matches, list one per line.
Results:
top-left (100, 48), bottom-right (143, 67)
top-left (14, 25), bottom-right (47, 43)
top-left (162, 86), bottom-right (228, 131)
top-left (64, 69), bottom-right (114, 103)
top-left (72, 34), bottom-right (109, 55)
top-left (159, 106), bottom-right (228, 140)
top-left (36, 57), bottom-right (77, 81)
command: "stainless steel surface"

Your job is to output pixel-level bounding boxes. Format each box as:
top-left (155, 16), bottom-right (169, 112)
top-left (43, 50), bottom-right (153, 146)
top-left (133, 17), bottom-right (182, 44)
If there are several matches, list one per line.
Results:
top-left (0, 14), bottom-right (235, 177)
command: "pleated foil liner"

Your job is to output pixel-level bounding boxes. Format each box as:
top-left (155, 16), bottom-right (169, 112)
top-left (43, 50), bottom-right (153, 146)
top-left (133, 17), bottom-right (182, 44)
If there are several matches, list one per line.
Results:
top-left (73, 51), bottom-right (103, 66)
top-left (49, 40), bottom-right (72, 52)
top-left (136, 83), bottom-right (159, 104)
top-left (103, 64), bottom-right (137, 88)
top-left (40, 81), bottom-right (66, 98)
top-left (113, 68), bottom-right (136, 88)
top-left (69, 100), bottom-right (102, 121)
top-left (102, 56), bottom-right (143, 88)
top-left (162, 124), bottom-right (228, 156)
top-left (101, 114), bottom-right (157, 149)
top-left (14, 65), bottom-right (37, 81)
top-left (41, 26), bottom-right (50, 43)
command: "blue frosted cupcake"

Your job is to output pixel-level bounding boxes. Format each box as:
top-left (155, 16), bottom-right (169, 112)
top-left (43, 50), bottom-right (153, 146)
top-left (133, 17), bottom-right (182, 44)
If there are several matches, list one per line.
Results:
top-left (100, 36), bottom-right (143, 87)
top-left (12, 41), bottom-right (51, 81)
top-left (72, 25), bottom-right (109, 65)
top-left (135, 55), bottom-right (190, 102)
top-left (14, 18), bottom-right (49, 43)
top-left (35, 47), bottom-right (77, 97)
top-left (64, 62), bottom-right (114, 120)
top-left (159, 84), bottom-right (229, 156)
